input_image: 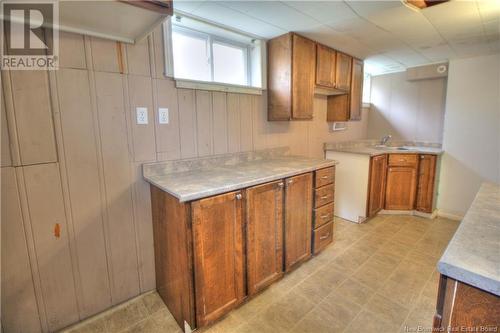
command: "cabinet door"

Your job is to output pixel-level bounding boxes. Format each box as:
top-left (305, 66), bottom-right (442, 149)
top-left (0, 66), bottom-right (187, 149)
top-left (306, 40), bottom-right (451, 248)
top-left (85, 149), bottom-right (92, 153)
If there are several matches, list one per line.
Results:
top-left (292, 34), bottom-right (315, 119)
top-left (284, 173), bottom-right (313, 271)
top-left (192, 191), bottom-right (245, 327)
top-left (335, 52), bottom-right (352, 91)
top-left (316, 44), bottom-right (336, 88)
top-left (367, 154), bottom-right (387, 217)
top-left (385, 166), bottom-right (417, 210)
top-left (416, 155), bottom-right (437, 213)
top-left (326, 94), bottom-right (350, 122)
top-left (246, 181), bottom-right (284, 296)
top-left (350, 58), bottom-right (363, 121)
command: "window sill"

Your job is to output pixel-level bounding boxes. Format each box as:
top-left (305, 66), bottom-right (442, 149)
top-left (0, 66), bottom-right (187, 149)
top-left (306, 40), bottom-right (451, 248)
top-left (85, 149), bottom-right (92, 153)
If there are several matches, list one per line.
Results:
top-left (175, 79), bottom-right (263, 95)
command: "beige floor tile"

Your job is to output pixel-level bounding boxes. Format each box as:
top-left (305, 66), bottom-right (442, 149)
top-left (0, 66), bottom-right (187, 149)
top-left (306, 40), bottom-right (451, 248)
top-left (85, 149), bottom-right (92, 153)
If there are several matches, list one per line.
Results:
top-left (123, 317), bottom-right (159, 333)
top-left (141, 292), bottom-right (167, 315)
top-left (332, 247), bottom-right (372, 272)
top-left (291, 306), bottom-right (346, 333)
top-left (318, 291), bottom-right (361, 328)
top-left (353, 262), bottom-right (392, 290)
top-left (366, 294), bottom-right (411, 326)
top-left (150, 309), bottom-right (182, 333)
top-left (344, 310), bottom-right (400, 333)
top-left (378, 277), bottom-right (426, 306)
top-left (103, 299), bottom-right (149, 333)
top-left (62, 318), bottom-right (106, 333)
top-left (295, 273), bottom-right (333, 303)
top-left (336, 278), bottom-right (375, 306)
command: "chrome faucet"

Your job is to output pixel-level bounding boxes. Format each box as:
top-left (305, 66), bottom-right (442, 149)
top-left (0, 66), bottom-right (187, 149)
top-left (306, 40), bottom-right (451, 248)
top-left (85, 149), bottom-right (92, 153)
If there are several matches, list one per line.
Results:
top-left (380, 135), bottom-right (392, 146)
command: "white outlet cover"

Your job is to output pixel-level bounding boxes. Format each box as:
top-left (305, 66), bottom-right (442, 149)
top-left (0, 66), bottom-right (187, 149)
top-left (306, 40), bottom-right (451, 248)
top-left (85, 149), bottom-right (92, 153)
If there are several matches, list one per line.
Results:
top-left (159, 108), bottom-right (169, 124)
top-left (136, 107), bottom-right (148, 125)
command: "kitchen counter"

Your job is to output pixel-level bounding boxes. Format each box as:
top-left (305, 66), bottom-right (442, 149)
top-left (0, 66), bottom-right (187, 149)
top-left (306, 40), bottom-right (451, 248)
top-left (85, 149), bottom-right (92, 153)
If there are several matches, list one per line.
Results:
top-left (324, 140), bottom-right (443, 156)
top-left (438, 182), bottom-right (500, 296)
top-left (143, 148), bottom-right (337, 202)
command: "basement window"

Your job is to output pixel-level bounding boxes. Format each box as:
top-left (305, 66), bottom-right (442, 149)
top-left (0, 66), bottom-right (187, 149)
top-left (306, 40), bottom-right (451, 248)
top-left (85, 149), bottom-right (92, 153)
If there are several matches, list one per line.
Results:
top-left (169, 15), bottom-right (264, 93)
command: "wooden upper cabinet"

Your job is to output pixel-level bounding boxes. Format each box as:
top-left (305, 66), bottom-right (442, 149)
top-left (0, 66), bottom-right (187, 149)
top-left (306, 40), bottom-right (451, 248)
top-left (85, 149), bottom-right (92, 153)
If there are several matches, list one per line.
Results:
top-left (367, 154), bottom-right (387, 217)
top-left (335, 52), bottom-right (352, 91)
top-left (268, 33), bottom-right (315, 120)
top-left (246, 181), bottom-right (284, 296)
top-left (316, 44), bottom-right (336, 88)
top-left (385, 166), bottom-right (418, 210)
top-left (191, 191), bottom-right (246, 327)
top-left (121, 0), bottom-right (173, 15)
top-left (284, 173), bottom-right (313, 271)
top-left (349, 58), bottom-right (363, 121)
top-left (326, 94), bottom-right (350, 122)
top-left (416, 154), bottom-right (437, 213)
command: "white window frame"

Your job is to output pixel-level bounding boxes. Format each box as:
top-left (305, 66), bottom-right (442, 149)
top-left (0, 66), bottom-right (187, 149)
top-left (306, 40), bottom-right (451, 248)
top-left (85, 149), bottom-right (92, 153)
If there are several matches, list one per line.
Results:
top-left (172, 25), bottom-right (253, 88)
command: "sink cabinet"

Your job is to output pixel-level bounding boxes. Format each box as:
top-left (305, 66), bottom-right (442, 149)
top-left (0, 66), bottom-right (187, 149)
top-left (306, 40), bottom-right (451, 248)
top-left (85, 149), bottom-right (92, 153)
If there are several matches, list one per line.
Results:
top-left (150, 170), bottom-right (332, 331)
top-left (367, 154), bottom-right (388, 217)
top-left (416, 154), bottom-right (437, 213)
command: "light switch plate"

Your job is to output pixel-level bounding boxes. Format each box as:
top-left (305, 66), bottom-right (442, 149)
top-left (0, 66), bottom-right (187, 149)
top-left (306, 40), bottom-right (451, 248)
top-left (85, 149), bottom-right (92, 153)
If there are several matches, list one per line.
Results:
top-left (136, 107), bottom-right (148, 125)
top-left (158, 108), bottom-right (169, 124)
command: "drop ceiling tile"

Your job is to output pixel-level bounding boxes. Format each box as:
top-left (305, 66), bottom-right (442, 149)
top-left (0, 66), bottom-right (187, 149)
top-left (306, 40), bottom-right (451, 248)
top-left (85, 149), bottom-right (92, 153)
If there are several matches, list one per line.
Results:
top-left (423, 1), bottom-right (482, 31)
top-left (346, 0), bottom-right (403, 17)
top-left (418, 43), bottom-right (456, 62)
top-left (477, 0), bottom-right (500, 22)
top-left (219, 1), bottom-right (322, 31)
top-left (283, 1), bottom-right (357, 25)
top-left (383, 48), bottom-right (429, 67)
top-left (174, 0), bottom-right (207, 13)
top-left (192, 2), bottom-right (286, 38)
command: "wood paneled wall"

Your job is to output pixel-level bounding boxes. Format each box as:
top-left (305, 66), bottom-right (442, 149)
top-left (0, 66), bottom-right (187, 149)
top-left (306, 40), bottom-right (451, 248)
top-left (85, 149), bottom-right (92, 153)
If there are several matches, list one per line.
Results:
top-left (1, 26), bottom-right (368, 332)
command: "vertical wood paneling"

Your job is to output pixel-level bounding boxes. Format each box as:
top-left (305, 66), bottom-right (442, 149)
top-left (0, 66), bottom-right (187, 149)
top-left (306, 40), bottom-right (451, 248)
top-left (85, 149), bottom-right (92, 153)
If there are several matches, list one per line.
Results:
top-left (178, 89), bottom-right (198, 158)
top-left (55, 68), bottom-right (112, 318)
top-left (9, 70), bottom-right (57, 165)
top-left (127, 75), bottom-right (156, 162)
top-left (131, 162), bottom-right (156, 292)
top-left (22, 163), bottom-right (79, 332)
top-left (196, 90), bottom-right (213, 157)
top-left (252, 93), bottom-right (268, 150)
top-left (212, 92), bottom-right (228, 155)
top-left (90, 37), bottom-right (123, 73)
top-left (1, 167), bottom-right (42, 333)
top-left (239, 94), bottom-right (254, 151)
top-left (94, 71), bottom-right (140, 304)
top-left (1, 70), bottom-right (21, 165)
top-left (59, 31), bottom-right (87, 69)
top-left (154, 79), bottom-right (181, 160)
top-left (126, 38), bottom-right (151, 76)
top-left (151, 25), bottom-right (165, 79)
top-left (227, 93), bottom-right (241, 153)
top-left (1, 90), bottom-right (12, 167)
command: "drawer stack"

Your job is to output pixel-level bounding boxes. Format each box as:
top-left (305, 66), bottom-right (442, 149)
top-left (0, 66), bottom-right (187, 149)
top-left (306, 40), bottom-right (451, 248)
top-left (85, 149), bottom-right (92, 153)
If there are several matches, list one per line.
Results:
top-left (312, 166), bottom-right (335, 254)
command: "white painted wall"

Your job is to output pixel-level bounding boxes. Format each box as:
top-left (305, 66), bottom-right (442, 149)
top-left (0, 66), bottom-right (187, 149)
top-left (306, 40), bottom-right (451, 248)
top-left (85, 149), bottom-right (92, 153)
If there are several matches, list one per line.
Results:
top-left (437, 54), bottom-right (500, 218)
top-left (368, 72), bottom-right (447, 143)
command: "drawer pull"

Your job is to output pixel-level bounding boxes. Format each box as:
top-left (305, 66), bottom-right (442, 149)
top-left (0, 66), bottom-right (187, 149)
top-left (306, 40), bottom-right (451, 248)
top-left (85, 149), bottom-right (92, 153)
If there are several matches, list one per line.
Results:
top-left (320, 195), bottom-right (330, 200)
top-left (277, 182), bottom-right (284, 188)
top-left (320, 233), bottom-right (330, 240)
top-left (235, 193), bottom-right (242, 200)
top-left (320, 214), bottom-right (330, 219)
top-left (321, 175), bottom-right (329, 179)
top-left (287, 179), bottom-right (294, 185)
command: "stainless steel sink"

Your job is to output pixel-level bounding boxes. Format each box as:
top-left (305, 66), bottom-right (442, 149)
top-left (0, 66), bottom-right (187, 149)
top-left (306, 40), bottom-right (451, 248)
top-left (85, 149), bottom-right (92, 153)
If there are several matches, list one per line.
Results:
top-left (373, 145), bottom-right (413, 151)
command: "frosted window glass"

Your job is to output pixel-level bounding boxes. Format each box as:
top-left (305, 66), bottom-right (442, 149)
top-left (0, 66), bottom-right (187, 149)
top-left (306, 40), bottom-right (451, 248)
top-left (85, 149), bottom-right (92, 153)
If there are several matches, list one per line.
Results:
top-left (213, 42), bottom-right (246, 85)
top-left (172, 31), bottom-right (210, 81)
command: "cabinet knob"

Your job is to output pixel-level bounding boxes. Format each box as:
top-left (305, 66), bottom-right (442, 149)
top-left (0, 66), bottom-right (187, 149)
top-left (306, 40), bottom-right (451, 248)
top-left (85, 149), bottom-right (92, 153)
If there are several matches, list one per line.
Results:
top-left (278, 182), bottom-right (284, 188)
top-left (287, 179), bottom-right (294, 185)
top-left (320, 233), bottom-right (330, 240)
top-left (420, 155), bottom-right (425, 159)
top-left (320, 195), bottom-right (330, 200)
top-left (321, 175), bottom-right (329, 179)
top-left (320, 214), bottom-right (330, 219)
top-left (235, 193), bottom-right (242, 200)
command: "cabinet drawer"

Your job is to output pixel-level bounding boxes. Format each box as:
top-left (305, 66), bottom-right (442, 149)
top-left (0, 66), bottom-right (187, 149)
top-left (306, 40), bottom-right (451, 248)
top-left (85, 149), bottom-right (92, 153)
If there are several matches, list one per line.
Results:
top-left (314, 184), bottom-right (334, 208)
top-left (315, 167), bottom-right (335, 188)
top-left (388, 154), bottom-right (418, 167)
top-left (314, 202), bottom-right (334, 229)
top-left (313, 222), bottom-right (333, 254)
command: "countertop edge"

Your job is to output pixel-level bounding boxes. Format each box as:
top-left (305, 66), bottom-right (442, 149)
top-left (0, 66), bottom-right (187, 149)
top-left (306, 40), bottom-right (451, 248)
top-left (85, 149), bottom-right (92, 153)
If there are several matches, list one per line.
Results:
top-left (324, 148), bottom-right (443, 156)
top-left (145, 160), bottom-right (337, 202)
top-left (437, 261), bottom-right (500, 296)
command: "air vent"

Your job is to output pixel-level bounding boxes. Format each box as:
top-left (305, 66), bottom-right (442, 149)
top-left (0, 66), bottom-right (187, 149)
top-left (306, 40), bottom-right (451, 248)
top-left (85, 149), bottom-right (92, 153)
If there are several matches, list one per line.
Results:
top-left (406, 62), bottom-right (448, 81)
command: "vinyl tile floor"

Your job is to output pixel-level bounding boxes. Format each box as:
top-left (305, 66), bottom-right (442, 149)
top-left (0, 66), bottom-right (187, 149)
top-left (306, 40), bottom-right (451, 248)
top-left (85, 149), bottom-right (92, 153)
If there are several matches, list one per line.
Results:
top-left (61, 215), bottom-right (459, 333)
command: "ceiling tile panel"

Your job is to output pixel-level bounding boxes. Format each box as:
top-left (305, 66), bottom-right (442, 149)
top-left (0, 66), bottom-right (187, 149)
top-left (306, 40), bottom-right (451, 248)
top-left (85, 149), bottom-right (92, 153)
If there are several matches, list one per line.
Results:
top-left (283, 1), bottom-right (357, 25)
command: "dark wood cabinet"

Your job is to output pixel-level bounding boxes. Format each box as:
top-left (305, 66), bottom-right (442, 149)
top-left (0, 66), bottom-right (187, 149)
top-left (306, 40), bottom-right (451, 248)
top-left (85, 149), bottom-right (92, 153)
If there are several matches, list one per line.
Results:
top-left (349, 58), bottom-right (363, 121)
top-left (326, 94), bottom-right (350, 122)
top-left (246, 181), bottom-right (284, 296)
top-left (367, 154), bottom-right (387, 217)
top-left (416, 154), bottom-right (437, 213)
top-left (316, 44), bottom-right (336, 88)
top-left (191, 191), bottom-right (246, 327)
top-left (284, 173), bottom-right (313, 271)
top-left (268, 33), bottom-right (315, 120)
top-left (385, 166), bottom-right (418, 210)
top-left (335, 52), bottom-right (352, 91)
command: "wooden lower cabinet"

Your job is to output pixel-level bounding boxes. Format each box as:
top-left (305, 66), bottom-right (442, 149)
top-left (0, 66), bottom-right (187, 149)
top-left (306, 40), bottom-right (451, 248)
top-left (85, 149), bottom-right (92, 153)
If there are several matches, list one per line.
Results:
top-left (416, 154), bottom-right (437, 213)
top-left (246, 180), bottom-right (284, 296)
top-left (367, 154), bottom-right (387, 217)
top-left (385, 166), bottom-right (417, 210)
top-left (191, 191), bottom-right (246, 327)
top-left (284, 173), bottom-right (313, 271)
top-left (434, 275), bottom-right (500, 331)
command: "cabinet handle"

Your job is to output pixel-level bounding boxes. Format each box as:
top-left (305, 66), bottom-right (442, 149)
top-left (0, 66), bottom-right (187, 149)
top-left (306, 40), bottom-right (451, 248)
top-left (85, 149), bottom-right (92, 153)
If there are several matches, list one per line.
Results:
top-left (321, 175), bottom-right (329, 179)
top-left (320, 214), bottom-right (330, 219)
top-left (287, 179), bottom-right (294, 185)
top-left (320, 233), bottom-right (330, 240)
top-left (235, 193), bottom-right (242, 200)
top-left (420, 155), bottom-right (425, 159)
top-left (277, 182), bottom-right (284, 188)
top-left (320, 195), bottom-right (330, 199)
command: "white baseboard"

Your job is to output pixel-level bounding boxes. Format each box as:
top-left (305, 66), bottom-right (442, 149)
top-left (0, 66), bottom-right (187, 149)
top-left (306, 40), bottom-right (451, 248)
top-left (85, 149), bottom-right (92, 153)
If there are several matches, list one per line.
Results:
top-left (379, 209), bottom-right (437, 219)
top-left (436, 209), bottom-right (464, 221)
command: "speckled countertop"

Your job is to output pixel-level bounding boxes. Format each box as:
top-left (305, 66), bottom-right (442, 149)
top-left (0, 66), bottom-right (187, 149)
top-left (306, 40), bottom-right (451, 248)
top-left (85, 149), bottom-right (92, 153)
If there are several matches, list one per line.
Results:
top-left (438, 182), bottom-right (500, 296)
top-left (143, 148), bottom-right (337, 202)
top-left (324, 139), bottom-right (443, 156)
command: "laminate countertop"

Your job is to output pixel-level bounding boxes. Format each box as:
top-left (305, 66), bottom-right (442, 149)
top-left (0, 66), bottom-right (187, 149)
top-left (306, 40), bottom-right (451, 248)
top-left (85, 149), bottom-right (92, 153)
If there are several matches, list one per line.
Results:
top-left (324, 140), bottom-right (443, 156)
top-left (143, 149), bottom-right (337, 202)
top-left (438, 182), bottom-right (500, 296)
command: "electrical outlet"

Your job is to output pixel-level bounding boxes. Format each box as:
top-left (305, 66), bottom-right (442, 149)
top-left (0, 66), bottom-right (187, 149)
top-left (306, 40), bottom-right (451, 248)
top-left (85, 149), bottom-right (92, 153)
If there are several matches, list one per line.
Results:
top-left (159, 108), bottom-right (169, 124)
top-left (136, 107), bottom-right (148, 125)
